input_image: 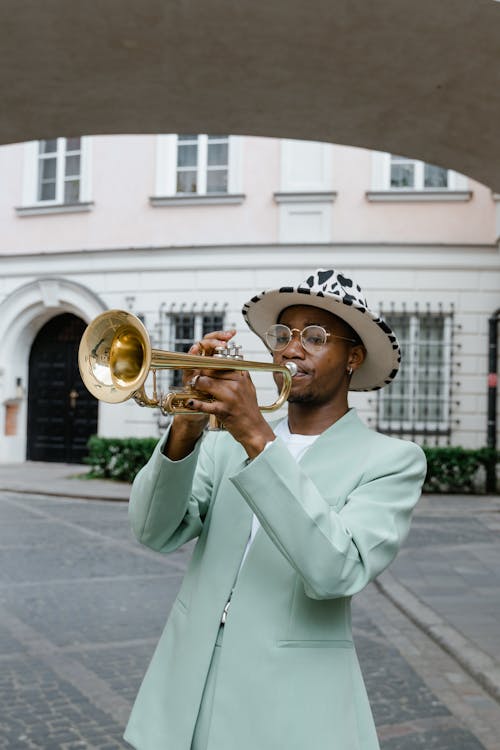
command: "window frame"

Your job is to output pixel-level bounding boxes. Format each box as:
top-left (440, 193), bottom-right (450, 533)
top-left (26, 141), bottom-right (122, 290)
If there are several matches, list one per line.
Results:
top-left (175, 134), bottom-right (231, 195)
top-left (153, 134), bottom-right (244, 205)
top-left (20, 137), bottom-right (92, 211)
top-left (389, 154), bottom-right (451, 190)
top-left (377, 311), bottom-right (453, 437)
top-left (367, 151), bottom-right (470, 202)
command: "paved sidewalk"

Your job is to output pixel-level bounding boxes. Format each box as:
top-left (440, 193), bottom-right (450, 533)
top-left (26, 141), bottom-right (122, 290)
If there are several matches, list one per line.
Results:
top-left (378, 492), bottom-right (500, 703)
top-left (1, 461), bottom-right (499, 712)
top-left (0, 461), bottom-right (130, 502)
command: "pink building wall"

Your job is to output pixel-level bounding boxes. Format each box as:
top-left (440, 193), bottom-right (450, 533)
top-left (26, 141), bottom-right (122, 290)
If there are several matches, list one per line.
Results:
top-left (330, 145), bottom-right (496, 245)
top-left (0, 136), bottom-right (496, 256)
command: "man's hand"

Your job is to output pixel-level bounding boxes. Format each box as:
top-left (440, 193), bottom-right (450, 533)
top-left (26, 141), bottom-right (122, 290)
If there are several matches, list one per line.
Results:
top-left (182, 365), bottom-right (275, 461)
top-left (164, 329), bottom-right (239, 460)
top-left (164, 329), bottom-right (275, 460)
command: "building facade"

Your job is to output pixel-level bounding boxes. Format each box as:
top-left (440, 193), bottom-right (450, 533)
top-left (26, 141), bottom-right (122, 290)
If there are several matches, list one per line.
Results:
top-left (0, 135), bottom-right (498, 463)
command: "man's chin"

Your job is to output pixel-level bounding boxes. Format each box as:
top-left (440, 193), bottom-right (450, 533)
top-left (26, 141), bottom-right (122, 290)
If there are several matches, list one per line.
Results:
top-left (288, 392), bottom-right (315, 404)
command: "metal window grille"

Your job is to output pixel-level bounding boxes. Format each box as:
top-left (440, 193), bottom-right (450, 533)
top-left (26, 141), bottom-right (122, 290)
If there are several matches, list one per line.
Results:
top-left (376, 306), bottom-right (455, 444)
top-left (169, 311), bottom-right (225, 387)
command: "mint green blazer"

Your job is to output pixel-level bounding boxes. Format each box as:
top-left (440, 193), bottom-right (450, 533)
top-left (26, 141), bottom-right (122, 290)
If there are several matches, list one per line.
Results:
top-left (124, 409), bottom-right (426, 750)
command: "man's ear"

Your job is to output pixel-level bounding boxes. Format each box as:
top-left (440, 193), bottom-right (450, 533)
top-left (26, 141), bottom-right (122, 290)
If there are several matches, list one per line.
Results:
top-left (348, 345), bottom-right (366, 372)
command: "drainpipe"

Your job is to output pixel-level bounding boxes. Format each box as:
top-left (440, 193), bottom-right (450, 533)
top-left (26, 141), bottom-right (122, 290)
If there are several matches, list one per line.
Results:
top-left (486, 308), bottom-right (500, 492)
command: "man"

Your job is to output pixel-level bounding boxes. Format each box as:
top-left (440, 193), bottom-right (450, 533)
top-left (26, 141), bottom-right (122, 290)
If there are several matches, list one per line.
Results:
top-left (124, 268), bottom-right (426, 750)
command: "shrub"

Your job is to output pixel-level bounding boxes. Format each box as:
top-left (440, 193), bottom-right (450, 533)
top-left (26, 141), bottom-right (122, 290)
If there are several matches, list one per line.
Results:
top-left (84, 436), bottom-right (158, 483)
top-left (83, 436), bottom-right (499, 493)
top-left (422, 446), bottom-right (499, 494)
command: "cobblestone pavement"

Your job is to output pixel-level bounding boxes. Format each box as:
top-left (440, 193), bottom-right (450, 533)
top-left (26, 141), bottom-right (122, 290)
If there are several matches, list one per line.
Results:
top-left (0, 489), bottom-right (499, 750)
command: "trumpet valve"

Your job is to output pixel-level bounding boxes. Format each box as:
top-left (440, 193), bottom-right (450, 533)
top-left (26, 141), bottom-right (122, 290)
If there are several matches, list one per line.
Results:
top-left (213, 343), bottom-right (244, 360)
top-left (230, 344), bottom-right (244, 360)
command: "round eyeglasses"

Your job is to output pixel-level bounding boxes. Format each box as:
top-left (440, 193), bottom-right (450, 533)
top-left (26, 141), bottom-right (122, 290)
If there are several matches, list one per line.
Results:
top-left (265, 324), bottom-right (356, 354)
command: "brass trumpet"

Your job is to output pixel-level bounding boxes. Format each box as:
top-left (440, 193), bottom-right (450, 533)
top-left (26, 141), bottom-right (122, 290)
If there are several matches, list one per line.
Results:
top-left (78, 310), bottom-right (297, 425)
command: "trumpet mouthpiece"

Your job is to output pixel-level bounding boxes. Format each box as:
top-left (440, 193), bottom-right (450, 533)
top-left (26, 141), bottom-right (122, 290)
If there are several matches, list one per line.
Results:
top-left (285, 362), bottom-right (298, 377)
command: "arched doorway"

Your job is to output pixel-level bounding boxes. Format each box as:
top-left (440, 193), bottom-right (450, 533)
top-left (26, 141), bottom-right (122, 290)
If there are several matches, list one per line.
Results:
top-left (27, 313), bottom-right (98, 463)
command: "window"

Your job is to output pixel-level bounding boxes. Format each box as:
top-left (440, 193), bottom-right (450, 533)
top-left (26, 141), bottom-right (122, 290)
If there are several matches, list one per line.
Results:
top-left (19, 137), bottom-right (92, 214)
top-left (152, 134), bottom-right (243, 205)
top-left (377, 311), bottom-right (453, 439)
top-left (367, 151), bottom-right (470, 201)
top-left (176, 134), bottom-right (229, 195)
top-left (390, 155), bottom-right (448, 190)
top-left (169, 311), bottom-right (225, 386)
top-left (37, 137), bottom-right (83, 203)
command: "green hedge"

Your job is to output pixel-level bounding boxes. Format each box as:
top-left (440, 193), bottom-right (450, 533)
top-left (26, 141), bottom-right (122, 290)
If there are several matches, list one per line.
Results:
top-left (84, 436), bottom-right (158, 482)
top-left (84, 436), bottom-right (499, 492)
top-left (422, 446), bottom-right (498, 494)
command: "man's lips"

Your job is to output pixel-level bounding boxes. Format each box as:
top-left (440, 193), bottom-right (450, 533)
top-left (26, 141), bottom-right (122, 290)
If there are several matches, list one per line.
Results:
top-left (276, 363), bottom-right (310, 378)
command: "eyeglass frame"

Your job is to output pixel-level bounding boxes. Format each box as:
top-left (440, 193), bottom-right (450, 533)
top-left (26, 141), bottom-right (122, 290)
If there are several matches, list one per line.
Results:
top-left (265, 323), bottom-right (357, 354)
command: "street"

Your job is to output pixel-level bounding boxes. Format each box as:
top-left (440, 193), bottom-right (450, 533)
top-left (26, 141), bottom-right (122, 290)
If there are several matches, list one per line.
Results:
top-left (0, 488), bottom-right (499, 750)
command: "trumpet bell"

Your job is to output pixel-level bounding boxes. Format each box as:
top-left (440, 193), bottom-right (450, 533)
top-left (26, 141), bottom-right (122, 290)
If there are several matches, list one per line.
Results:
top-left (78, 310), bottom-right (151, 403)
top-left (109, 326), bottom-right (151, 391)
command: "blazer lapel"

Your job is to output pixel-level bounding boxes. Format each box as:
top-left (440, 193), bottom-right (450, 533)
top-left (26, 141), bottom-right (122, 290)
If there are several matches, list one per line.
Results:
top-left (290, 408), bottom-right (367, 498)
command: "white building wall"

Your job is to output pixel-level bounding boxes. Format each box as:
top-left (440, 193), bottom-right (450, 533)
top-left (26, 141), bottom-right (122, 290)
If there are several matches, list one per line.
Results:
top-left (1, 243), bottom-right (498, 461)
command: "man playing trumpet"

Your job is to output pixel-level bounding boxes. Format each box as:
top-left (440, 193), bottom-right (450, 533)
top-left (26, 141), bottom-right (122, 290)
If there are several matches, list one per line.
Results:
top-left (124, 268), bottom-right (426, 750)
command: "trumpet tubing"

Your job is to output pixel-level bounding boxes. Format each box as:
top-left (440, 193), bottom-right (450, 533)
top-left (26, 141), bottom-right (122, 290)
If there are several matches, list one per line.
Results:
top-left (78, 310), bottom-right (297, 416)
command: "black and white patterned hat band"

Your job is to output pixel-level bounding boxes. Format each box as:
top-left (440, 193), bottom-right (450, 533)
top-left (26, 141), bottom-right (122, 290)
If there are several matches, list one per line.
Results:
top-left (242, 268), bottom-right (401, 392)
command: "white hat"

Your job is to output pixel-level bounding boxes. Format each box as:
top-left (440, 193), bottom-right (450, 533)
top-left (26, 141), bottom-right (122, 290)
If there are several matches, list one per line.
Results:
top-left (242, 268), bottom-right (400, 391)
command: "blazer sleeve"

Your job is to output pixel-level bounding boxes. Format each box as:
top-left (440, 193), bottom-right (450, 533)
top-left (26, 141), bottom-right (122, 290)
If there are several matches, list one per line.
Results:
top-left (128, 426), bottom-right (216, 553)
top-left (230, 436), bottom-right (426, 599)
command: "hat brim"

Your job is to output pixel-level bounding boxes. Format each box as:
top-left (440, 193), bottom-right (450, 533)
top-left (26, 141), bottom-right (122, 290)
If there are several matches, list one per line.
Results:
top-left (242, 288), bottom-right (400, 391)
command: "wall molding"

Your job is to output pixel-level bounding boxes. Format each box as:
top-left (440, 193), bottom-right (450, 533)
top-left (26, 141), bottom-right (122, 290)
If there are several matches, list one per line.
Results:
top-left (366, 190), bottom-right (472, 203)
top-left (16, 201), bottom-right (94, 217)
top-left (150, 194), bottom-right (245, 207)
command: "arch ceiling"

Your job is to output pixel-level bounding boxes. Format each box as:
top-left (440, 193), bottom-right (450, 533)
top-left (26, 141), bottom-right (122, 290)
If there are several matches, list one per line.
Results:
top-left (1, 0), bottom-right (499, 191)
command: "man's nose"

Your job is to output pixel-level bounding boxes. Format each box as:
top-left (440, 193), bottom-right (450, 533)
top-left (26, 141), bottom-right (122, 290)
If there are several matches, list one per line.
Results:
top-left (281, 331), bottom-right (305, 357)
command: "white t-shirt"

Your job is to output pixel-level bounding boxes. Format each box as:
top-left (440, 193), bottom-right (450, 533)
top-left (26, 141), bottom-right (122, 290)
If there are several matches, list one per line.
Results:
top-left (238, 419), bottom-right (320, 570)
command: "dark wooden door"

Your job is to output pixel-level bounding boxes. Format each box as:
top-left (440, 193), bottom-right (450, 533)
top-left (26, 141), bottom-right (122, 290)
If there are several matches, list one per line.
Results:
top-left (27, 314), bottom-right (98, 463)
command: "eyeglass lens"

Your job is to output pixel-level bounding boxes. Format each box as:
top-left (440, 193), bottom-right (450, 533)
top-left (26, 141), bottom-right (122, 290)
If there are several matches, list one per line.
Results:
top-left (265, 324), bottom-right (328, 353)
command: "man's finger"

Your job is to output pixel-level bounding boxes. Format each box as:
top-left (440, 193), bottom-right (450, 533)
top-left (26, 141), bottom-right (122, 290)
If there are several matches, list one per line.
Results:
top-left (202, 329), bottom-right (236, 341)
top-left (185, 398), bottom-right (221, 417)
top-left (196, 330), bottom-right (237, 355)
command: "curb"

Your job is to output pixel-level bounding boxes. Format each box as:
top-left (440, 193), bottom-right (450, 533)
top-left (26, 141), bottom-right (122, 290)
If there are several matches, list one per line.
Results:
top-left (0, 485), bottom-right (130, 502)
top-left (375, 571), bottom-right (500, 703)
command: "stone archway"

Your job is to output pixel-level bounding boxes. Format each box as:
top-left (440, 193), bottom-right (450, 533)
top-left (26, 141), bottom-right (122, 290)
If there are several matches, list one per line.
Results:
top-left (0, 277), bottom-right (106, 463)
top-left (0, 0), bottom-right (499, 191)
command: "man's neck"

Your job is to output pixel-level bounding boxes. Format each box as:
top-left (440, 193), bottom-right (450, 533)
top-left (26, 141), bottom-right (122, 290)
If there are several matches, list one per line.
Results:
top-left (287, 401), bottom-right (350, 435)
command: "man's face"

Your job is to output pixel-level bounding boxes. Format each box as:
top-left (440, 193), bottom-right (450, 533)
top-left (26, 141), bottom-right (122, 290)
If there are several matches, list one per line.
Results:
top-left (271, 305), bottom-right (361, 407)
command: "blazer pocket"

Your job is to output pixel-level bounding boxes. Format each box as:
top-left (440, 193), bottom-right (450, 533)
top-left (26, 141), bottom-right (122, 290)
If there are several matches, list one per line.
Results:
top-left (277, 639), bottom-right (354, 649)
